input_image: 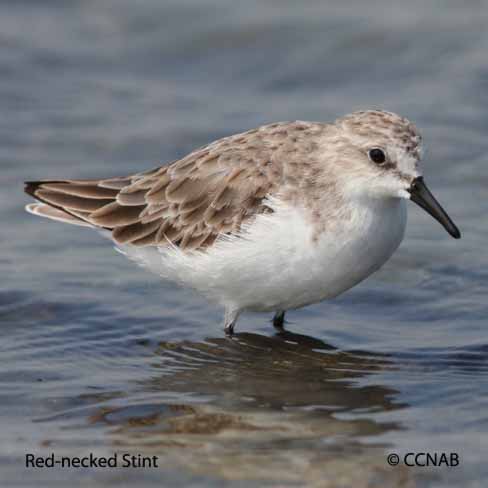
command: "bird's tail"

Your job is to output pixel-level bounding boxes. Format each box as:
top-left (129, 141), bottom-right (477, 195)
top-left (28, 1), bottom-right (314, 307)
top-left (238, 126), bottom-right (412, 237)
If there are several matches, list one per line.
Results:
top-left (24, 179), bottom-right (123, 228)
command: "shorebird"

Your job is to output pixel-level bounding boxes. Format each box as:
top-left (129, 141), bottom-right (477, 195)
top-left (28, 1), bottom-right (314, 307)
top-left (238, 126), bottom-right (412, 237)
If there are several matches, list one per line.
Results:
top-left (25, 110), bottom-right (460, 334)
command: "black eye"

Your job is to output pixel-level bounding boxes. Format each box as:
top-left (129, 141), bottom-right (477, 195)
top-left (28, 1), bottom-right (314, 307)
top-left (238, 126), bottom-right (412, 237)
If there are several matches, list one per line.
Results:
top-left (368, 148), bottom-right (386, 165)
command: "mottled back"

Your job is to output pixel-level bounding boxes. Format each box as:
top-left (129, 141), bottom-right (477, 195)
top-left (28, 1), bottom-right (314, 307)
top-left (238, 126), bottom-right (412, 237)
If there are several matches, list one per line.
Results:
top-left (25, 121), bottom-right (327, 249)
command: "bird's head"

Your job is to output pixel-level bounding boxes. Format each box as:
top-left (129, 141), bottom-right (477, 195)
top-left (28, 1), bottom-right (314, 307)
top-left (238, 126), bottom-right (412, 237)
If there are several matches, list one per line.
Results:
top-left (330, 110), bottom-right (460, 239)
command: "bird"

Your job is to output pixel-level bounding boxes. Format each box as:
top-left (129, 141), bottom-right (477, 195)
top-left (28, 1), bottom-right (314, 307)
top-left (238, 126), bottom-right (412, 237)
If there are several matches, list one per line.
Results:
top-left (24, 110), bottom-right (461, 334)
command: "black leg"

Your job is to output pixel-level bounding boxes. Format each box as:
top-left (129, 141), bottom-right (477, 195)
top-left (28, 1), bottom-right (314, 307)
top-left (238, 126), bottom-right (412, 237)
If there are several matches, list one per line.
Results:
top-left (272, 310), bottom-right (286, 330)
top-left (224, 309), bottom-right (239, 335)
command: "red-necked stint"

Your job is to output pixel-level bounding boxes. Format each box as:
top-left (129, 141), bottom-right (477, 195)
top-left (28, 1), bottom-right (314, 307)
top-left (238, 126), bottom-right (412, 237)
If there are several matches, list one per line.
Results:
top-left (25, 110), bottom-right (461, 334)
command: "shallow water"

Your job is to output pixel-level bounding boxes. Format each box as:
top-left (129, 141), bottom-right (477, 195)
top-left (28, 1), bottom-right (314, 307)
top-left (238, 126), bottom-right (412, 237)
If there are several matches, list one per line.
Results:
top-left (1, 1), bottom-right (488, 486)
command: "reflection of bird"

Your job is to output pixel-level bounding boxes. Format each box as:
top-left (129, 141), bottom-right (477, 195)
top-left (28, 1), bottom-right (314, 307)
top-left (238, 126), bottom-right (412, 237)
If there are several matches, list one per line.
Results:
top-left (83, 331), bottom-right (406, 486)
top-left (145, 330), bottom-right (403, 414)
top-left (25, 110), bottom-right (460, 334)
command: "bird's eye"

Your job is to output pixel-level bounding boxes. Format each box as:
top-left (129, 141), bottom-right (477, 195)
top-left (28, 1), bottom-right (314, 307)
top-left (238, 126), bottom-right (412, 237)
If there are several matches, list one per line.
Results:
top-left (368, 148), bottom-right (386, 165)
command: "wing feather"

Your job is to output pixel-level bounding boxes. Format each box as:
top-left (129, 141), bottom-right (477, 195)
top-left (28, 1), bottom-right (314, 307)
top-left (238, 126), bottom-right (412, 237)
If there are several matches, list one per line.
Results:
top-left (25, 121), bottom-right (326, 249)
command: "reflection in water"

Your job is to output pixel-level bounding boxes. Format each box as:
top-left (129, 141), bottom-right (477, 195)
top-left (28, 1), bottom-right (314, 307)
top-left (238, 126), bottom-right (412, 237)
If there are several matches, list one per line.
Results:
top-left (146, 330), bottom-right (402, 413)
top-left (70, 331), bottom-right (415, 486)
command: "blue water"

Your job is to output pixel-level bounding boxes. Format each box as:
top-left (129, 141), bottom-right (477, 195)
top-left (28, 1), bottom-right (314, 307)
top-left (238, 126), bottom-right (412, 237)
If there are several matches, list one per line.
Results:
top-left (1, 1), bottom-right (488, 486)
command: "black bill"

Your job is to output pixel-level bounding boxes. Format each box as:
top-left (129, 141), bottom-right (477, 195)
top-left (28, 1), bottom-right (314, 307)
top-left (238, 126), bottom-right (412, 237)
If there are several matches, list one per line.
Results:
top-left (408, 177), bottom-right (461, 239)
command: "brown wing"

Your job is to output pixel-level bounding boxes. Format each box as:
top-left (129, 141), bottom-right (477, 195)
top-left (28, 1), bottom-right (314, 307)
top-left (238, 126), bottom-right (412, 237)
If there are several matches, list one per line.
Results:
top-left (24, 125), bottom-right (296, 250)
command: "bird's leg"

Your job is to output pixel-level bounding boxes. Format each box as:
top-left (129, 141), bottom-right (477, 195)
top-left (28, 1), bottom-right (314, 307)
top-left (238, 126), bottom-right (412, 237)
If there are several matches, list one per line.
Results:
top-left (224, 308), bottom-right (240, 336)
top-left (272, 310), bottom-right (286, 330)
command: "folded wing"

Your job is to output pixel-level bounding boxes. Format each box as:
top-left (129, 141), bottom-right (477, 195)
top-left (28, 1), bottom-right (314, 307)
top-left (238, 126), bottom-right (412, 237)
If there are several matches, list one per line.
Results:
top-left (24, 131), bottom-right (283, 250)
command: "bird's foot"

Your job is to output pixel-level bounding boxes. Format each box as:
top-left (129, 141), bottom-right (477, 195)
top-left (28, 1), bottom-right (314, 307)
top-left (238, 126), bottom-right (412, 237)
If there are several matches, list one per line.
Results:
top-left (272, 310), bottom-right (286, 330)
top-left (224, 308), bottom-right (239, 336)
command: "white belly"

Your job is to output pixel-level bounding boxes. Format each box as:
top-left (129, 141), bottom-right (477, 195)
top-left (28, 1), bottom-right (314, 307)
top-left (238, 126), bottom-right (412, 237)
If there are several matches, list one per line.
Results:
top-left (122, 198), bottom-right (407, 313)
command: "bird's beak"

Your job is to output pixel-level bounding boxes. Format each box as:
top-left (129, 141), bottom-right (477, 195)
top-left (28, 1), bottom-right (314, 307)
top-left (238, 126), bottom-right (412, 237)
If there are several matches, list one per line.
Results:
top-left (408, 177), bottom-right (461, 239)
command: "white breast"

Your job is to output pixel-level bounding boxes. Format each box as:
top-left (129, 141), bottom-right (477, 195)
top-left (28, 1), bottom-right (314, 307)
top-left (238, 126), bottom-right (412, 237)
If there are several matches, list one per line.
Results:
top-left (121, 197), bottom-right (407, 314)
